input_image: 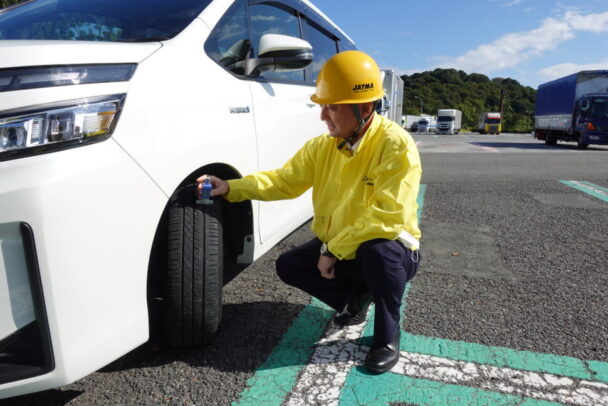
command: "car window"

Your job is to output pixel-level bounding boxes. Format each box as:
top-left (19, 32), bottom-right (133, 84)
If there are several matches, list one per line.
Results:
top-left (250, 3), bottom-right (303, 82)
top-left (338, 38), bottom-right (357, 52)
top-left (305, 20), bottom-right (338, 82)
top-left (205, 0), bottom-right (249, 75)
top-left (0, 0), bottom-right (212, 42)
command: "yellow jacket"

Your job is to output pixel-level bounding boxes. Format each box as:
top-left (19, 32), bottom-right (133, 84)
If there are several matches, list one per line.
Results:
top-left (226, 114), bottom-right (422, 260)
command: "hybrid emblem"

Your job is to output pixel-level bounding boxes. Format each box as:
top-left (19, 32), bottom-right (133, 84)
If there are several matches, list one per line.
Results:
top-left (229, 106), bottom-right (250, 114)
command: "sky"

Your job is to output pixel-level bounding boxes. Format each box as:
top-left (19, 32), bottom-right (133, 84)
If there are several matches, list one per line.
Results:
top-left (311, 0), bottom-right (608, 89)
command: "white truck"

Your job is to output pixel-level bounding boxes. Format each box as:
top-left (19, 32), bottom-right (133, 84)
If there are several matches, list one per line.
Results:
top-left (402, 115), bottom-right (420, 131)
top-left (437, 109), bottom-right (462, 135)
top-left (418, 116), bottom-right (437, 133)
top-left (377, 69), bottom-right (404, 124)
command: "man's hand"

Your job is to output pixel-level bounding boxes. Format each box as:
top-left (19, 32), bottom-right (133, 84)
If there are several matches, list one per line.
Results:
top-left (317, 255), bottom-right (337, 279)
top-left (196, 174), bottom-right (230, 197)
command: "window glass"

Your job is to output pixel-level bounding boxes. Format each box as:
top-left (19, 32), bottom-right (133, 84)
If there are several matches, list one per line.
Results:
top-left (339, 38), bottom-right (357, 52)
top-left (591, 98), bottom-right (608, 117)
top-left (250, 3), bottom-right (303, 82)
top-left (0, 0), bottom-right (211, 41)
top-left (205, 0), bottom-right (249, 75)
top-left (305, 21), bottom-right (337, 82)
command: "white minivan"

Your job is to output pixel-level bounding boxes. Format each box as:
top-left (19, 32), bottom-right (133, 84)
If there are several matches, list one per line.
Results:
top-left (0, 0), bottom-right (355, 398)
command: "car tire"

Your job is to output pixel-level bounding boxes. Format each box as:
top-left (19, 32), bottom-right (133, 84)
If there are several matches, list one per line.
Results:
top-left (545, 135), bottom-right (557, 146)
top-left (164, 186), bottom-right (223, 348)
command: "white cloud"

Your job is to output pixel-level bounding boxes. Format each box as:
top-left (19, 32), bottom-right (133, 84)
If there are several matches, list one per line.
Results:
top-left (539, 59), bottom-right (608, 81)
top-left (504, 0), bottom-right (524, 7)
top-left (435, 10), bottom-right (608, 75)
top-left (565, 9), bottom-right (608, 33)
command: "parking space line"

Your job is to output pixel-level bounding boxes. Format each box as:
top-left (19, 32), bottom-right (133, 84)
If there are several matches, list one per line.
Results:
top-left (283, 306), bottom-right (368, 406)
top-left (234, 301), bottom-right (333, 406)
top-left (389, 351), bottom-right (608, 406)
top-left (340, 371), bottom-right (566, 406)
top-left (560, 180), bottom-right (608, 204)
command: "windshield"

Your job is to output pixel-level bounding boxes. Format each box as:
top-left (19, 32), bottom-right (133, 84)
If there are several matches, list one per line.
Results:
top-left (591, 98), bottom-right (608, 118)
top-left (419, 120), bottom-right (428, 124)
top-left (438, 116), bottom-right (454, 122)
top-left (487, 118), bottom-right (501, 124)
top-left (0, 0), bottom-right (211, 42)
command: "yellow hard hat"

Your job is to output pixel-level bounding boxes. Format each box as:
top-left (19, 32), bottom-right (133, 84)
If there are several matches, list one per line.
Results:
top-left (311, 50), bottom-right (384, 105)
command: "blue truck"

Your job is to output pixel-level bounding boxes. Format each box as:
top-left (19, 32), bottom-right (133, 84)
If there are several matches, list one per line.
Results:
top-left (534, 70), bottom-right (608, 148)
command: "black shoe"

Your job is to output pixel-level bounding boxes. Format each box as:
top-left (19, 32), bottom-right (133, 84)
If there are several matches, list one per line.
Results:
top-left (334, 290), bottom-right (373, 326)
top-left (364, 329), bottom-right (401, 373)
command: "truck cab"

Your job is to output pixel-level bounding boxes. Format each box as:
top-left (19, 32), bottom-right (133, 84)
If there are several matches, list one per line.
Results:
top-left (575, 95), bottom-right (608, 146)
top-left (418, 118), bottom-right (430, 132)
top-left (478, 112), bottom-right (502, 134)
top-left (437, 109), bottom-right (462, 135)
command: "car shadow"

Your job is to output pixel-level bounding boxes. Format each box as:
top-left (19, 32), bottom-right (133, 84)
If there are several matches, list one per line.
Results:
top-left (101, 301), bottom-right (320, 374)
top-left (0, 300), bottom-right (321, 405)
top-left (0, 389), bottom-right (82, 406)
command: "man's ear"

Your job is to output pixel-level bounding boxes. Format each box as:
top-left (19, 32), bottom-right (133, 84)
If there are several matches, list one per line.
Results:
top-left (360, 102), bottom-right (375, 117)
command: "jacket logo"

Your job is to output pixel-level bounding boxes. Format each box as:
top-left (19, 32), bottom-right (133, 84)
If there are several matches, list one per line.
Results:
top-left (362, 176), bottom-right (375, 186)
top-left (352, 83), bottom-right (374, 92)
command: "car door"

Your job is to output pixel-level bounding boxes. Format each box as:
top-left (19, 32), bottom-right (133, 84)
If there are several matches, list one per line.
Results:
top-left (247, 1), bottom-right (322, 244)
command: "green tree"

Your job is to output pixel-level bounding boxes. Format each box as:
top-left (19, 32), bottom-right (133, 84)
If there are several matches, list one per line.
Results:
top-left (1, 0), bottom-right (25, 8)
top-left (402, 68), bottom-right (536, 132)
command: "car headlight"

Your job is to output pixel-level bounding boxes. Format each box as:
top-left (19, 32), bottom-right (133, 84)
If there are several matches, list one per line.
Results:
top-left (0, 94), bottom-right (125, 161)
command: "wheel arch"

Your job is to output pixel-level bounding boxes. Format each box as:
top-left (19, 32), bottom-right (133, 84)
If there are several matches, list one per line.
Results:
top-left (146, 162), bottom-right (254, 341)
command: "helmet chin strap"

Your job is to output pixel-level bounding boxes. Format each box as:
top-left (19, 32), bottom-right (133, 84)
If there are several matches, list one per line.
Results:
top-left (337, 103), bottom-right (375, 151)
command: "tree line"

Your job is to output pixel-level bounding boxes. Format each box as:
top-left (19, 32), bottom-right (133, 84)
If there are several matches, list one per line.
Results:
top-left (402, 68), bottom-right (536, 132)
top-left (1, 0), bottom-right (22, 8)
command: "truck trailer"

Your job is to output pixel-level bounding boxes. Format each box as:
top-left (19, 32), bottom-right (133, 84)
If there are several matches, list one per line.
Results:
top-left (534, 70), bottom-right (608, 148)
top-left (437, 109), bottom-right (462, 134)
top-left (377, 69), bottom-right (404, 124)
top-left (477, 112), bottom-right (502, 134)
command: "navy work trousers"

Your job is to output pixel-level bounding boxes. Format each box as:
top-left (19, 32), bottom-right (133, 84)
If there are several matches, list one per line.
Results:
top-left (276, 237), bottom-right (420, 345)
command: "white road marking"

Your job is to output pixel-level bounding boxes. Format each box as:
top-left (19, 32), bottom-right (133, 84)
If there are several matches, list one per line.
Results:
top-left (284, 319), bottom-right (368, 406)
top-left (394, 351), bottom-right (608, 406)
top-left (569, 181), bottom-right (608, 198)
top-left (284, 307), bottom-right (608, 406)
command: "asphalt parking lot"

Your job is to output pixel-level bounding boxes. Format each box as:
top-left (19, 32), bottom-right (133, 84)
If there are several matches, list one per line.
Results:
top-left (3, 133), bottom-right (608, 406)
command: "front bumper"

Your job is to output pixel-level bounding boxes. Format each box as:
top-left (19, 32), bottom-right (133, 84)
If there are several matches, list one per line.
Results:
top-left (0, 139), bottom-right (166, 399)
top-left (583, 132), bottom-right (608, 145)
top-left (0, 223), bottom-right (53, 386)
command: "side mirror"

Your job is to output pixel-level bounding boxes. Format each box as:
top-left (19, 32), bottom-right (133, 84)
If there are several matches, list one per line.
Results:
top-left (580, 98), bottom-right (591, 114)
top-left (241, 33), bottom-right (313, 77)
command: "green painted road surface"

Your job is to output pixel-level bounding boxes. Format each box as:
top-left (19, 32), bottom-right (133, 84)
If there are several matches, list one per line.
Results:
top-left (560, 180), bottom-right (608, 204)
top-left (234, 183), bottom-right (608, 406)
